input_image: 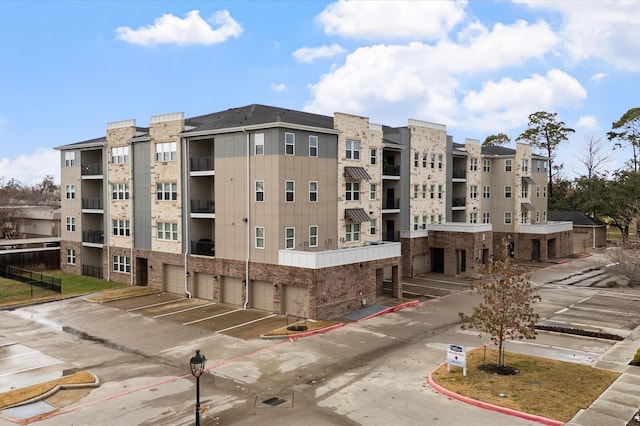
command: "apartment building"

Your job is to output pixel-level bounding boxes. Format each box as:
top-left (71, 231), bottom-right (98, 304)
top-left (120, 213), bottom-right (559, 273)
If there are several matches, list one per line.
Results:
top-left (56, 104), bottom-right (572, 319)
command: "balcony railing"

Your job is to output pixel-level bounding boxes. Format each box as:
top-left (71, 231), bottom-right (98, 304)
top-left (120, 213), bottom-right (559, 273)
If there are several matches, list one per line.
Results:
top-left (452, 197), bottom-right (466, 207)
top-left (82, 230), bottom-right (104, 244)
top-left (191, 240), bottom-right (215, 257)
top-left (82, 265), bottom-right (103, 278)
top-left (191, 156), bottom-right (213, 172)
top-left (81, 163), bottom-right (103, 176)
top-left (191, 199), bottom-right (215, 214)
top-left (383, 164), bottom-right (400, 176)
top-left (82, 198), bottom-right (103, 210)
top-left (383, 231), bottom-right (400, 242)
top-left (383, 198), bottom-right (400, 209)
top-left (452, 169), bottom-right (466, 179)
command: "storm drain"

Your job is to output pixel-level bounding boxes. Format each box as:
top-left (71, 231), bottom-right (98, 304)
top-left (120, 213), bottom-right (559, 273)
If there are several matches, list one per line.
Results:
top-left (254, 393), bottom-right (294, 409)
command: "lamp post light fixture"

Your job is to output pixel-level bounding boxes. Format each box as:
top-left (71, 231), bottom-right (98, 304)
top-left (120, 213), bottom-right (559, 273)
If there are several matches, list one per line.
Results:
top-left (189, 349), bottom-right (206, 426)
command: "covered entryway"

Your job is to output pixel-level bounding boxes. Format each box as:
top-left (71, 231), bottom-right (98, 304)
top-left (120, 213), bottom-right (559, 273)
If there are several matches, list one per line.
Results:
top-left (194, 272), bottom-right (214, 300)
top-left (136, 257), bottom-right (148, 286)
top-left (163, 264), bottom-right (183, 295)
top-left (532, 239), bottom-right (541, 261)
top-left (283, 285), bottom-right (307, 317)
top-left (250, 280), bottom-right (274, 311)
top-left (221, 277), bottom-right (243, 305)
top-left (431, 248), bottom-right (445, 273)
top-left (548, 238), bottom-right (556, 259)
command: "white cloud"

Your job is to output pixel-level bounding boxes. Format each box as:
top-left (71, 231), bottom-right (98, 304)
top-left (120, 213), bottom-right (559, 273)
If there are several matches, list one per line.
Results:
top-left (576, 115), bottom-right (599, 129)
top-left (271, 83), bottom-right (286, 92)
top-left (293, 43), bottom-right (345, 63)
top-left (0, 148), bottom-right (60, 186)
top-left (116, 10), bottom-right (242, 46)
top-left (590, 72), bottom-right (607, 82)
top-left (318, 0), bottom-right (467, 41)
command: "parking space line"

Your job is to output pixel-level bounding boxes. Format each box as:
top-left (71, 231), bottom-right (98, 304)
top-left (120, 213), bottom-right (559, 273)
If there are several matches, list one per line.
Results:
top-left (216, 314), bottom-right (278, 333)
top-left (152, 302), bottom-right (217, 318)
top-left (182, 308), bottom-right (243, 325)
top-left (126, 298), bottom-right (186, 312)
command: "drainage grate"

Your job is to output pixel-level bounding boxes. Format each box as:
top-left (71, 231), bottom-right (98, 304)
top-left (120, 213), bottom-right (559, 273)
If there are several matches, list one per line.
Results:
top-left (262, 397), bottom-right (287, 407)
top-left (254, 392), bottom-right (294, 409)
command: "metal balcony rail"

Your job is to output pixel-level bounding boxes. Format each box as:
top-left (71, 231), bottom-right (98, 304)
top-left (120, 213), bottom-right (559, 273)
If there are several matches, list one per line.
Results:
top-left (82, 230), bottom-right (104, 244)
top-left (190, 156), bottom-right (213, 172)
top-left (452, 169), bottom-right (466, 179)
top-left (383, 198), bottom-right (400, 209)
top-left (82, 198), bottom-right (103, 210)
top-left (191, 199), bottom-right (215, 214)
top-left (452, 197), bottom-right (466, 207)
top-left (191, 240), bottom-right (215, 257)
top-left (382, 165), bottom-right (400, 176)
top-left (81, 163), bottom-right (103, 175)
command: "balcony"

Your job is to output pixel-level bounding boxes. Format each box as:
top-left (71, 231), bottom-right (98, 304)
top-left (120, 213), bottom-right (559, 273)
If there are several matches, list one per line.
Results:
top-left (382, 164), bottom-right (400, 176)
top-left (191, 239), bottom-right (215, 257)
top-left (81, 163), bottom-right (103, 176)
top-left (190, 156), bottom-right (213, 172)
top-left (383, 198), bottom-right (400, 209)
top-left (452, 197), bottom-right (466, 207)
top-left (452, 169), bottom-right (466, 179)
top-left (82, 230), bottom-right (104, 244)
top-left (82, 198), bottom-right (103, 210)
top-left (191, 199), bottom-right (215, 214)
top-left (82, 265), bottom-right (102, 278)
top-left (383, 231), bottom-right (400, 242)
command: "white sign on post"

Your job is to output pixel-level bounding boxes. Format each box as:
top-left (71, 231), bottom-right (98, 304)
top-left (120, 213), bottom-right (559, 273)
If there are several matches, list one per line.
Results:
top-left (447, 344), bottom-right (467, 376)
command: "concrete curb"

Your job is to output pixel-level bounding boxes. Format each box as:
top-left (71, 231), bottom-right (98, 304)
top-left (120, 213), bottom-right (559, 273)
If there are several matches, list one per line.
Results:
top-left (357, 300), bottom-right (421, 322)
top-left (427, 364), bottom-right (564, 426)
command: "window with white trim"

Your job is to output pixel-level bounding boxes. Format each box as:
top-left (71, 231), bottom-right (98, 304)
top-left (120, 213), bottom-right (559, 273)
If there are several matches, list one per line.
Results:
top-left (536, 211), bottom-right (540, 223)
top-left (370, 219), bottom-right (377, 235)
top-left (345, 182), bottom-right (359, 201)
top-left (438, 214), bottom-right (443, 224)
top-left (345, 223), bottom-right (360, 242)
top-left (438, 154), bottom-right (443, 169)
top-left (413, 184), bottom-right (419, 198)
top-left (521, 184), bottom-right (529, 198)
top-left (430, 153), bottom-right (436, 169)
top-left (111, 146), bottom-right (129, 164)
top-left (112, 183), bottom-right (129, 200)
top-left (482, 212), bottom-right (491, 224)
top-left (422, 184), bottom-right (427, 199)
top-left (309, 135), bottom-right (318, 157)
top-left (413, 215), bottom-right (419, 230)
top-left (255, 227), bottom-right (265, 248)
top-left (157, 222), bottom-right (178, 241)
top-left (483, 186), bottom-right (491, 198)
top-left (438, 184), bottom-right (443, 199)
top-left (66, 216), bottom-right (75, 232)
top-left (543, 210), bottom-right (547, 221)
top-left (504, 185), bottom-right (512, 198)
top-left (370, 148), bottom-right (377, 165)
top-left (469, 212), bottom-right (478, 224)
top-left (543, 186), bottom-right (547, 197)
top-left (469, 157), bottom-right (477, 171)
top-left (521, 159), bottom-right (529, 172)
top-left (67, 249), bottom-right (76, 265)
top-left (346, 139), bottom-right (360, 160)
top-left (483, 159), bottom-right (491, 172)
top-left (504, 212), bottom-right (512, 224)
top-left (65, 184), bottom-right (75, 199)
top-left (369, 183), bottom-right (377, 200)
top-left (285, 227), bottom-right (295, 249)
top-left (521, 211), bottom-right (528, 224)
top-left (505, 159), bottom-right (512, 172)
top-left (422, 215), bottom-right (428, 230)
top-left (113, 255), bottom-right (130, 273)
top-left (309, 225), bottom-right (318, 247)
top-left (156, 182), bottom-right (177, 201)
top-left (155, 142), bottom-right (177, 162)
top-left (430, 184), bottom-right (435, 199)
top-left (255, 180), bottom-right (264, 202)
top-left (285, 133), bottom-right (295, 155)
top-left (422, 153), bottom-right (427, 168)
top-left (112, 219), bottom-right (130, 236)
top-left (65, 152), bottom-right (76, 167)
top-left (430, 215), bottom-right (435, 224)
top-left (536, 186), bottom-right (540, 197)
top-left (285, 181), bottom-right (295, 202)
top-left (469, 185), bottom-right (478, 199)
top-left (414, 152), bottom-right (419, 167)
top-left (309, 181), bottom-right (318, 202)
top-left (255, 133), bottom-right (264, 156)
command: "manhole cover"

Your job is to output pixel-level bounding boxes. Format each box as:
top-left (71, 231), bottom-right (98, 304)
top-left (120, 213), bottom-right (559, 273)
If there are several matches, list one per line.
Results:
top-left (263, 397), bottom-right (287, 406)
top-left (254, 393), bottom-right (294, 409)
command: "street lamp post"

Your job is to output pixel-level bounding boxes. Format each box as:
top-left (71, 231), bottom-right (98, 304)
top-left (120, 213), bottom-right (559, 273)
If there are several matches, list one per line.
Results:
top-left (189, 349), bottom-right (206, 426)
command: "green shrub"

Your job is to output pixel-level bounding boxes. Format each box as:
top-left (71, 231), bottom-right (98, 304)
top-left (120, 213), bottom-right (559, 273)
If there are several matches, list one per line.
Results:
top-left (632, 348), bottom-right (640, 366)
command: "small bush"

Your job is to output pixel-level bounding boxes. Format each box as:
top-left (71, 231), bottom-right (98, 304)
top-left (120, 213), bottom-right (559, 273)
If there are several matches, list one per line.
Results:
top-left (631, 348), bottom-right (640, 366)
top-left (606, 280), bottom-right (619, 288)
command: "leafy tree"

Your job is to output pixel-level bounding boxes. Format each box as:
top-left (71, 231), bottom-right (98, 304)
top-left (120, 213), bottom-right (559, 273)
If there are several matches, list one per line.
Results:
top-left (577, 134), bottom-right (611, 179)
top-left (608, 107), bottom-right (640, 173)
top-left (602, 171), bottom-right (640, 241)
top-left (459, 253), bottom-right (540, 371)
top-left (572, 176), bottom-right (608, 219)
top-left (548, 177), bottom-right (575, 211)
top-left (35, 175), bottom-right (58, 196)
top-left (517, 111), bottom-right (575, 198)
top-left (482, 133), bottom-right (511, 147)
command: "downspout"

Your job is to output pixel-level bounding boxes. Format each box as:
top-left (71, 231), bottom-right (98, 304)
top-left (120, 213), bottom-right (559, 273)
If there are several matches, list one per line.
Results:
top-left (129, 140), bottom-right (134, 286)
top-left (105, 141), bottom-right (111, 283)
top-left (243, 128), bottom-right (250, 309)
top-left (182, 134), bottom-right (192, 299)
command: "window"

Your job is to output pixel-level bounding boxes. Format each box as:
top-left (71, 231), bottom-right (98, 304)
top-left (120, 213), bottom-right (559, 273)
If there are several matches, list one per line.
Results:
top-left (536, 211), bottom-right (540, 223)
top-left (370, 148), bottom-right (377, 165)
top-left (543, 210), bottom-right (547, 222)
top-left (469, 185), bottom-right (478, 199)
top-left (309, 135), bottom-right (318, 157)
top-left (535, 160), bottom-right (542, 173)
top-left (422, 215), bottom-right (428, 230)
top-left (113, 255), bottom-right (130, 273)
top-left (414, 152), bottom-right (419, 167)
top-left (536, 186), bottom-right (540, 197)
top-left (438, 214), bottom-right (443, 224)
top-left (66, 216), bottom-right (75, 232)
top-left (111, 146), bottom-right (129, 164)
top-left (430, 184), bottom-right (435, 199)
top-left (285, 227), bottom-right (295, 249)
top-left (369, 183), bottom-right (377, 200)
top-left (65, 152), bottom-right (75, 167)
top-left (504, 185), bottom-right (512, 198)
top-left (438, 154), bottom-right (443, 169)
top-left (505, 159), bottom-right (512, 172)
top-left (255, 133), bottom-right (264, 156)
top-left (430, 215), bottom-right (435, 224)
top-left (422, 184), bottom-right (427, 199)
top-left (285, 181), bottom-right (295, 202)
top-left (482, 212), bottom-right (491, 224)
top-left (309, 226), bottom-right (318, 247)
top-left (65, 184), bottom-right (75, 199)
top-left (157, 222), bottom-right (178, 241)
top-left (430, 154), bottom-right (436, 169)
top-left (469, 158), bottom-right (478, 171)
top-left (370, 219), bottom-right (377, 235)
top-left (155, 142), bottom-right (177, 162)
top-left (156, 182), bottom-right (177, 201)
top-left (422, 153), bottom-right (427, 168)
top-left (413, 215), bottom-right (419, 230)
top-left (469, 212), bottom-right (478, 224)
top-left (543, 186), bottom-right (547, 197)
top-left (483, 159), bottom-right (491, 172)
top-left (346, 139), bottom-right (360, 159)
top-left (521, 211), bottom-right (528, 224)
top-left (309, 181), bottom-right (318, 202)
top-left (521, 159), bottom-right (529, 172)
top-left (345, 223), bottom-right (360, 242)
top-left (113, 219), bottom-right (130, 237)
top-left (521, 184), bottom-right (529, 198)
top-left (438, 184), bottom-right (443, 199)
top-left (285, 133), bottom-right (295, 155)
top-left (483, 186), bottom-right (491, 198)
top-left (112, 183), bottom-right (129, 200)
top-left (504, 212), bottom-right (512, 224)
top-left (255, 227), bottom-right (265, 249)
top-left (413, 184), bottom-right (419, 199)
top-left (255, 180), bottom-right (264, 202)
top-left (345, 182), bottom-right (359, 201)
top-left (67, 249), bottom-right (76, 265)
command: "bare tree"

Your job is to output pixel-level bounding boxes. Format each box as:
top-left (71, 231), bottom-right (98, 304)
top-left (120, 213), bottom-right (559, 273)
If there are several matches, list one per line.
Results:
top-left (577, 134), bottom-right (612, 179)
top-left (607, 245), bottom-right (640, 286)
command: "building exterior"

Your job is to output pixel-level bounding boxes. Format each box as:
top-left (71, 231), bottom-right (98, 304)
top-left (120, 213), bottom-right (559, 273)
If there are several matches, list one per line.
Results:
top-left (548, 211), bottom-right (606, 252)
top-left (55, 104), bottom-right (572, 319)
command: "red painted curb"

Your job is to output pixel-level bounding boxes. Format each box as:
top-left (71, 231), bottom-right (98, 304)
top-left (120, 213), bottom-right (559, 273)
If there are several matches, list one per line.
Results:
top-left (287, 323), bottom-right (346, 341)
top-left (427, 364), bottom-right (564, 426)
top-left (358, 300), bottom-right (421, 322)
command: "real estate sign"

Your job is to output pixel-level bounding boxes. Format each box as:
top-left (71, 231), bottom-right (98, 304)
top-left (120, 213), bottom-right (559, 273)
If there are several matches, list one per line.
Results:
top-left (447, 344), bottom-right (467, 376)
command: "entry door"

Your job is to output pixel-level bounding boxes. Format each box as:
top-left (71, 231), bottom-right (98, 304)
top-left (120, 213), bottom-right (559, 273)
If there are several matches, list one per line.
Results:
top-left (386, 219), bottom-right (395, 241)
top-left (386, 187), bottom-right (395, 209)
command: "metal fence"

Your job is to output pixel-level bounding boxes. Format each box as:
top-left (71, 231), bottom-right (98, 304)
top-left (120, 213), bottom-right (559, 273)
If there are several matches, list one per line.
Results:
top-left (0, 264), bottom-right (62, 294)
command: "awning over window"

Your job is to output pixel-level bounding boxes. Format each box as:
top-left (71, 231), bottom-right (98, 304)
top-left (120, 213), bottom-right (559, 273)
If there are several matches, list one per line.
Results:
top-left (344, 208), bottom-right (371, 223)
top-left (522, 176), bottom-right (536, 185)
top-left (521, 202), bottom-right (536, 211)
top-left (344, 166), bottom-right (371, 181)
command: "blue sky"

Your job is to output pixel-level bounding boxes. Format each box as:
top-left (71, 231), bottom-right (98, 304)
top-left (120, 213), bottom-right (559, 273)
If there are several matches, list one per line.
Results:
top-left (1, 0), bottom-right (639, 186)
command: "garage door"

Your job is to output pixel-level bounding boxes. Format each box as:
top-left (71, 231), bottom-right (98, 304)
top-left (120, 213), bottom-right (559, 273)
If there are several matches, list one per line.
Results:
top-left (194, 273), bottom-right (214, 300)
top-left (163, 264), bottom-right (183, 295)
top-left (250, 280), bottom-right (274, 311)
top-left (221, 277), bottom-right (243, 306)
top-left (413, 254), bottom-right (427, 275)
top-left (283, 285), bottom-right (308, 318)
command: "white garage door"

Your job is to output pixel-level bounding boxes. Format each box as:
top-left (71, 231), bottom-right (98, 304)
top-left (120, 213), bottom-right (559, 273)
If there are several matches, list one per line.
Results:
top-left (283, 285), bottom-right (308, 318)
top-left (221, 277), bottom-right (243, 306)
top-left (194, 273), bottom-right (214, 300)
top-left (163, 264), bottom-right (183, 295)
top-left (250, 280), bottom-right (274, 311)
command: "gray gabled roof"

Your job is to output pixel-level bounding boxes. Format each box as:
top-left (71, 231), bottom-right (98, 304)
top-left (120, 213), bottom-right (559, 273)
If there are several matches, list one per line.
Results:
top-left (548, 211), bottom-right (607, 226)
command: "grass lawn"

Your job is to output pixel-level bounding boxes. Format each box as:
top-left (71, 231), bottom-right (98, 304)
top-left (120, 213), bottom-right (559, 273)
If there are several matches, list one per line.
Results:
top-left (431, 348), bottom-right (619, 422)
top-left (0, 271), bottom-right (127, 307)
